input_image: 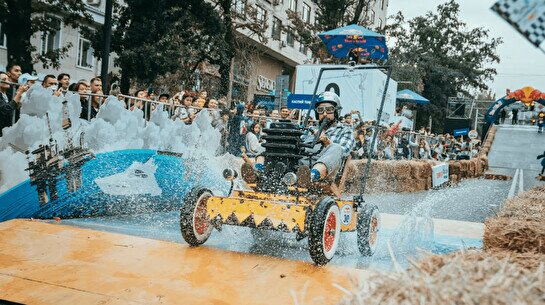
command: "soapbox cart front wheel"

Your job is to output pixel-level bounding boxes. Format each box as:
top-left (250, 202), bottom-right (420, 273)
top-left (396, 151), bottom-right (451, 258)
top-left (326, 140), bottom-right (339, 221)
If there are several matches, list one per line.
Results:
top-left (308, 197), bottom-right (341, 266)
top-left (357, 203), bottom-right (380, 256)
top-left (180, 188), bottom-right (214, 246)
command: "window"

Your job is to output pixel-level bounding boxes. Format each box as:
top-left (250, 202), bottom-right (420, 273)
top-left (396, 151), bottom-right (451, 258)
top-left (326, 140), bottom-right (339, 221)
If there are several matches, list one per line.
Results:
top-left (0, 23), bottom-right (6, 48)
top-left (41, 16), bottom-right (62, 55)
top-left (256, 6), bottom-right (266, 22)
top-left (288, 0), bottom-right (297, 12)
top-left (286, 28), bottom-right (294, 47)
top-left (378, 18), bottom-right (383, 29)
top-left (234, 0), bottom-right (245, 15)
top-left (272, 17), bottom-right (282, 40)
top-left (77, 35), bottom-right (94, 69)
top-left (381, 0), bottom-right (387, 10)
top-left (299, 41), bottom-right (308, 54)
top-left (368, 10), bottom-right (375, 23)
top-left (302, 3), bottom-right (311, 23)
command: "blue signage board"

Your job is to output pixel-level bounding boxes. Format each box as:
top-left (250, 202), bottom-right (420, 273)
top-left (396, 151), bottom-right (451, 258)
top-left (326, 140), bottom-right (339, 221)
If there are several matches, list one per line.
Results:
top-left (287, 94), bottom-right (315, 110)
top-left (453, 128), bottom-right (470, 137)
top-left (254, 94), bottom-right (276, 110)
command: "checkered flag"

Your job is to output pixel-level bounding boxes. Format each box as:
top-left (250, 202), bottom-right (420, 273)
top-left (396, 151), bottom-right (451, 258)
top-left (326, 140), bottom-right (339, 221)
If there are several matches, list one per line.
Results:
top-left (492, 0), bottom-right (545, 48)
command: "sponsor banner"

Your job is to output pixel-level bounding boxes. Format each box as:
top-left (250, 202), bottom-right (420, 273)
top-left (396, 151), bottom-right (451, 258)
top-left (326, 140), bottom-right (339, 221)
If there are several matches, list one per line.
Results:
top-left (287, 94), bottom-right (315, 109)
top-left (453, 128), bottom-right (470, 137)
top-left (432, 163), bottom-right (449, 188)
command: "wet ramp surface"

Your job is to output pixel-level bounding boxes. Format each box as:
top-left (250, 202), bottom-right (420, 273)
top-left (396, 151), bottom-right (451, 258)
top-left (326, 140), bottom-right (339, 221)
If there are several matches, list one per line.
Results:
top-left (0, 219), bottom-right (361, 305)
top-left (488, 125), bottom-right (544, 171)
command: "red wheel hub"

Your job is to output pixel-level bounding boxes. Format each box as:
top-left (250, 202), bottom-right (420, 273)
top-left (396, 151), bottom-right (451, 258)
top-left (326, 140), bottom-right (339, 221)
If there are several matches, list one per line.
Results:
top-left (194, 196), bottom-right (210, 235)
top-left (323, 210), bottom-right (337, 252)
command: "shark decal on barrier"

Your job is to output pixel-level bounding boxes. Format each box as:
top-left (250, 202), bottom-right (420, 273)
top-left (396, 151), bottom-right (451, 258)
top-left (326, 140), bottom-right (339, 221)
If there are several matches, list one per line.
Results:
top-left (95, 158), bottom-right (163, 196)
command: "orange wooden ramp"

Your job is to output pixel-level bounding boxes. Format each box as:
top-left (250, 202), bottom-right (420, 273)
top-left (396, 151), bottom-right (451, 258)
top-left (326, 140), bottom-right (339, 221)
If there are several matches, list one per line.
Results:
top-left (0, 219), bottom-right (366, 305)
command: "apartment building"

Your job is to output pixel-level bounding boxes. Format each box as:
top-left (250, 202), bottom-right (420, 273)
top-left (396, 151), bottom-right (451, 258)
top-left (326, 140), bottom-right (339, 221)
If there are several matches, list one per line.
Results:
top-left (0, 0), bottom-right (108, 83)
top-left (231, 0), bottom-right (318, 102)
top-left (365, 0), bottom-right (389, 30)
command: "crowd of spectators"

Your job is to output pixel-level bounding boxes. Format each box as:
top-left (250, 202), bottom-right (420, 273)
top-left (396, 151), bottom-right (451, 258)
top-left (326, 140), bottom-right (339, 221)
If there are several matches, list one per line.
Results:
top-left (350, 125), bottom-right (481, 161)
top-left (0, 63), bottom-right (482, 161)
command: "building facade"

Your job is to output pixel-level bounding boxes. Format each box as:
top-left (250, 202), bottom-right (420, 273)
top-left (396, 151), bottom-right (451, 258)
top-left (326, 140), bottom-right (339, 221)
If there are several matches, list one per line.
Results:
top-left (365, 0), bottom-right (389, 30)
top-left (0, 0), bottom-right (108, 83)
top-left (1, 0), bottom-right (389, 103)
top-left (230, 0), bottom-right (317, 104)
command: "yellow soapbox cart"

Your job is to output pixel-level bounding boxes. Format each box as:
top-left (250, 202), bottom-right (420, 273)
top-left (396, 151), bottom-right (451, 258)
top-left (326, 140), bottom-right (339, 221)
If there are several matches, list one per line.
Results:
top-left (180, 65), bottom-right (392, 265)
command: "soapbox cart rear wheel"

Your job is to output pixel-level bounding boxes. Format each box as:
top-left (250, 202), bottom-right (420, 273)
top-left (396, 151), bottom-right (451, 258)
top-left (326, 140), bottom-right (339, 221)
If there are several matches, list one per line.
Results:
top-left (357, 203), bottom-right (380, 256)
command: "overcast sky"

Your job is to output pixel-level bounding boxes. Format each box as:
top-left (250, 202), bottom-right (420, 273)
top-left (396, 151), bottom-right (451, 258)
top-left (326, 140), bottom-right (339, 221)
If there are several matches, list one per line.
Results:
top-left (388, 0), bottom-right (545, 99)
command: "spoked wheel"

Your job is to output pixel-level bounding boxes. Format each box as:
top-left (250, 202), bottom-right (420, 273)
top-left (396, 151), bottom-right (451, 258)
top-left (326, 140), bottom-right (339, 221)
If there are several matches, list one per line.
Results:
top-left (357, 203), bottom-right (380, 256)
top-left (180, 188), bottom-right (213, 246)
top-left (308, 197), bottom-right (341, 266)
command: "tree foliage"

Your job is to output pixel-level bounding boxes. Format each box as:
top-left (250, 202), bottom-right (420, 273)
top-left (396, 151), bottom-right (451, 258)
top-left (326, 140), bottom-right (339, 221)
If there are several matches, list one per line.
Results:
top-left (108, 0), bottom-right (228, 93)
top-left (0, 0), bottom-right (92, 72)
top-left (105, 0), bottom-right (267, 95)
top-left (387, 0), bottom-right (502, 132)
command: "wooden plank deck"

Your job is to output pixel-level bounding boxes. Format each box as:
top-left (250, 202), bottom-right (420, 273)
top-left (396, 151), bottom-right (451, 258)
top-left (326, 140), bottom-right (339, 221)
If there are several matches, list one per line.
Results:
top-left (0, 219), bottom-right (365, 305)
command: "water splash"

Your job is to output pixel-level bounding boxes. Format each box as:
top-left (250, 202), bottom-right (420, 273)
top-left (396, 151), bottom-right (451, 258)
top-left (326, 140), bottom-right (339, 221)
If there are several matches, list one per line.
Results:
top-left (375, 195), bottom-right (435, 259)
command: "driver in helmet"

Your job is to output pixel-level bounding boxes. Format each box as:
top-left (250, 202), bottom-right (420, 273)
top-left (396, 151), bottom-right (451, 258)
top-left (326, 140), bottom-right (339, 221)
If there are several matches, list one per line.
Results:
top-left (297, 91), bottom-right (355, 187)
top-left (242, 91), bottom-right (354, 186)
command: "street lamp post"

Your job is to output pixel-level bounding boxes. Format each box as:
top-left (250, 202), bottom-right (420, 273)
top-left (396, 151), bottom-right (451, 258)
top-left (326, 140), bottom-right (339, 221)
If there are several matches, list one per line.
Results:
top-left (101, 0), bottom-right (113, 93)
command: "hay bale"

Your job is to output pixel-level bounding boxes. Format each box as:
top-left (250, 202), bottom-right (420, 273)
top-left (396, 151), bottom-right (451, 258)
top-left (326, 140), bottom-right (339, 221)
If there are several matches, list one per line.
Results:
top-left (459, 160), bottom-right (470, 178)
top-left (394, 161), bottom-right (413, 180)
top-left (474, 158), bottom-right (484, 176)
top-left (468, 160), bottom-right (476, 177)
top-left (484, 172), bottom-right (512, 180)
top-left (449, 174), bottom-right (459, 184)
top-left (449, 161), bottom-right (461, 175)
top-left (394, 178), bottom-right (417, 193)
top-left (521, 185), bottom-right (545, 196)
top-left (483, 185), bottom-right (545, 254)
top-left (416, 250), bottom-right (545, 273)
top-left (483, 217), bottom-right (545, 254)
top-left (409, 162), bottom-right (425, 179)
top-left (415, 178), bottom-right (428, 191)
top-left (420, 161), bottom-right (433, 178)
top-left (480, 155), bottom-right (489, 170)
top-left (339, 251), bottom-right (545, 305)
top-left (500, 198), bottom-right (545, 222)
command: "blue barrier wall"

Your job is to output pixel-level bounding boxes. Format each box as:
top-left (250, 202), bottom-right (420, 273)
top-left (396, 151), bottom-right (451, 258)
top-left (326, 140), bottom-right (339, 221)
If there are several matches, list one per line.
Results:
top-left (0, 149), bottom-right (227, 222)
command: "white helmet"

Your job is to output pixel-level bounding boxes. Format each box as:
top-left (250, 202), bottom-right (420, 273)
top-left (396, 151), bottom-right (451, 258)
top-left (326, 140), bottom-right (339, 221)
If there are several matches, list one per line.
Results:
top-left (315, 91), bottom-right (342, 119)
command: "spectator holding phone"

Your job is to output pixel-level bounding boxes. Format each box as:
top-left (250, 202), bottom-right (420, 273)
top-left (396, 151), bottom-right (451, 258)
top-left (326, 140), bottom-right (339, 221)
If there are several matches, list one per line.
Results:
top-left (42, 75), bottom-right (62, 97)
